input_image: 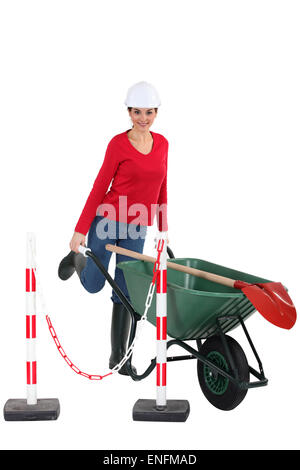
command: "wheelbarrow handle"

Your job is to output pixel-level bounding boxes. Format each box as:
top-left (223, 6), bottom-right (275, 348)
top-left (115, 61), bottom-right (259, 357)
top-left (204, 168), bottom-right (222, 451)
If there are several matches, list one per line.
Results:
top-left (105, 244), bottom-right (235, 288)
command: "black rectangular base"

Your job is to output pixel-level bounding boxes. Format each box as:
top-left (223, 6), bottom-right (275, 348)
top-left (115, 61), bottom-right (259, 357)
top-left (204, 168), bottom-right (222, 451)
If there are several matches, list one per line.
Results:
top-left (132, 399), bottom-right (190, 422)
top-left (3, 398), bottom-right (60, 421)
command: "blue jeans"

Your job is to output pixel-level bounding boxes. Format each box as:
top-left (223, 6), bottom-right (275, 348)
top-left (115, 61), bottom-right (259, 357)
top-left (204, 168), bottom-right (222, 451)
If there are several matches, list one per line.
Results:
top-left (79, 215), bottom-right (147, 304)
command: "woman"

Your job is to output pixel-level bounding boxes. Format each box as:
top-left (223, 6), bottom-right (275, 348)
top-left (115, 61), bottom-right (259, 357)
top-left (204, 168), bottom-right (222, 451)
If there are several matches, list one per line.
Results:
top-left (58, 81), bottom-right (168, 375)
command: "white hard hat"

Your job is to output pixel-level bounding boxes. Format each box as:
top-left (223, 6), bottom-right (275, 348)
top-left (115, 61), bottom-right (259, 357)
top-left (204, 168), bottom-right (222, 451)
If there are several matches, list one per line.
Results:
top-left (125, 81), bottom-right (161, 108)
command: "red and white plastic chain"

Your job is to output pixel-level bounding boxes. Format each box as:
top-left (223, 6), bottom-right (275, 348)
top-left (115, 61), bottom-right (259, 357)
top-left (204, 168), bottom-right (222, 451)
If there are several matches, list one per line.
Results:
top-left (29, 237), bottom-right (164, 381)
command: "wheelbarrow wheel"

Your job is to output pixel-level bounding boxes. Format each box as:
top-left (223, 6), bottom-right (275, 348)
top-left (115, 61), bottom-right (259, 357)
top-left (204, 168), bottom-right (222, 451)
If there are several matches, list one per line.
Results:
top-left (197, 335), bottom-right (249, 411)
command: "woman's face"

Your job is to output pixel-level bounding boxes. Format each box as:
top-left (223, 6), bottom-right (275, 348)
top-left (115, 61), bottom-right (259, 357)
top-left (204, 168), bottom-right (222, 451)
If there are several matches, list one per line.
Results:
top-left (128, 108), bottom-right (157, 132)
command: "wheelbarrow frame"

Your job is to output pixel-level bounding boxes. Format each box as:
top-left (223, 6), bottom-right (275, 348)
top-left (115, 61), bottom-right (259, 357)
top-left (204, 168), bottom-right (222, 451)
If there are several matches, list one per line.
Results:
top-left (86, 247), bottom-right (268, 391)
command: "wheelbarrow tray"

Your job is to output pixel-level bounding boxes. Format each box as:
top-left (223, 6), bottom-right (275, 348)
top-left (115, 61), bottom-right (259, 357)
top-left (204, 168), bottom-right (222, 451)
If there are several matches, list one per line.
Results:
top-left (117, 258), bottom-right (271, 340)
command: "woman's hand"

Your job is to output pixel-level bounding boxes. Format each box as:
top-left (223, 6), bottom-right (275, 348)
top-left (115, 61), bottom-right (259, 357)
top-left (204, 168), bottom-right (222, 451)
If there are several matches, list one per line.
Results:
top-left (70, 232), bottom-right (86, 253)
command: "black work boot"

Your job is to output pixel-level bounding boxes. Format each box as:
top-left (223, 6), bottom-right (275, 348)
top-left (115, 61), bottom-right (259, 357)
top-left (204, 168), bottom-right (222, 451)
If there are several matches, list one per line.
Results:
top-left (109, 302), bottom-right (136, 376)
top-left (58, 251), bottom-right (86, 280)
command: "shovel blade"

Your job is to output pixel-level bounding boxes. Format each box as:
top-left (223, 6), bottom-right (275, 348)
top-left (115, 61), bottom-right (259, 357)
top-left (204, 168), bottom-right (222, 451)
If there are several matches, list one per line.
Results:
top-left (258, 282), bottom-right (296, 329)
top-left (241, 282), bottom-right (297, 330)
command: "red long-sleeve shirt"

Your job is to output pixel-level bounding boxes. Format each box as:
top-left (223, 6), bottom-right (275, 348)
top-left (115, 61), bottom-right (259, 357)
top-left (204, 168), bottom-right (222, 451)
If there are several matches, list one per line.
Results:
top-left (75, 130), bottom-right (168, 235)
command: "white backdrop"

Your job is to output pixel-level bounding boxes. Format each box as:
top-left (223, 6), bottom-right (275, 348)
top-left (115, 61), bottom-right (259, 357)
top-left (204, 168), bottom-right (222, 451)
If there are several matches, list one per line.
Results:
top-left (0, 0), bottom-right (299, 451)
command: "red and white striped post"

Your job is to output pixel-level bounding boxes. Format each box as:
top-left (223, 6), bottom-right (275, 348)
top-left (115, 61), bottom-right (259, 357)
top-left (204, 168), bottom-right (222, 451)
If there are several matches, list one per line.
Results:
top-left (132, 231), bottom-right (190, 422)
top-left (3, 233), bottom-right (60, 421)
top-left (155, 232), bottom-right (167, 409)
top-left (26, 232), bottom-right (37, 405)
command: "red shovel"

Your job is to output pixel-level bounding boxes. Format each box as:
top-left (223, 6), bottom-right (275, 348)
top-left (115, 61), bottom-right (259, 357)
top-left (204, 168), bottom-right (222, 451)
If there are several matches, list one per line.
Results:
top-left (233, 280), bottom-right (296, 330)
top-left (106, 244), bottom-right (297, 330)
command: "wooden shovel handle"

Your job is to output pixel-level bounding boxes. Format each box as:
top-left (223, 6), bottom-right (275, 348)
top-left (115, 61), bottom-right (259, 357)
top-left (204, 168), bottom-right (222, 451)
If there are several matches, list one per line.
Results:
top-left (105, 244), bottom-right (235, 288)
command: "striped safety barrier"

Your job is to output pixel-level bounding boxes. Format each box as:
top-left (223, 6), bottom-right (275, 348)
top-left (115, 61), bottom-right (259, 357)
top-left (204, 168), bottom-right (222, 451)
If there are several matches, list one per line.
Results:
top-left (26, 233), bottom-right (37, 405)
top-left (3, 233), bottom-right (60, 421)
top-left (132, 231), bottom-right (190, 422)
top-left (156, 236), bottom-right (167, 408)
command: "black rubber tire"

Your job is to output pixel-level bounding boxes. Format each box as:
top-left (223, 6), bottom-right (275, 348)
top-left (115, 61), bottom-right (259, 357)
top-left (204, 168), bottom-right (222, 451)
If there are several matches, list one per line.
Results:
top-left (197, 335), bottom-right (249, 411)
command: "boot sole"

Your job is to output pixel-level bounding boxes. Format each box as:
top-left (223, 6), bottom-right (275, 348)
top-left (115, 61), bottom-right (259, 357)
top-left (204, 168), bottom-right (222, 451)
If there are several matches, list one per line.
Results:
top-left (109, 361), bottom-right (137, 376)
top-left (58, 254), bottom-right (76, 281)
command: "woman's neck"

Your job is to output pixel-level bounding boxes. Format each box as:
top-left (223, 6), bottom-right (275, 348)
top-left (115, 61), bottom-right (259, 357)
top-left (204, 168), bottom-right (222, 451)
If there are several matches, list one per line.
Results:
top-left (127, 128), bottom-right (152, 143)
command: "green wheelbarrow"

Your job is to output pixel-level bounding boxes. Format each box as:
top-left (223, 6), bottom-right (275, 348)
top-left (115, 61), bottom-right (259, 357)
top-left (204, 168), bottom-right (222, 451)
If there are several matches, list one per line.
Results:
top-left (116, 249), bottom-right (271, 411)
top-left (86, 244), bottom-right (294, 411)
